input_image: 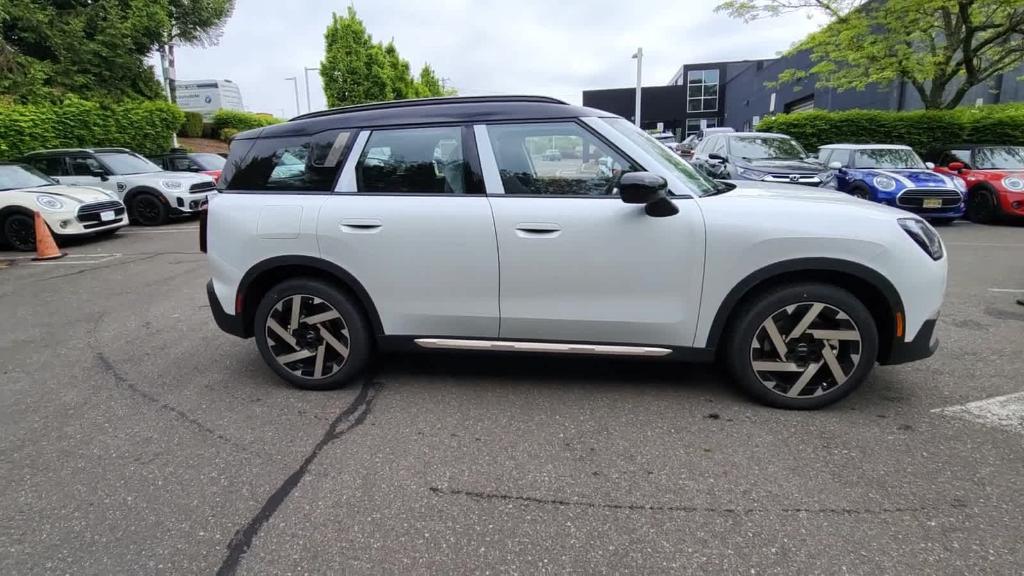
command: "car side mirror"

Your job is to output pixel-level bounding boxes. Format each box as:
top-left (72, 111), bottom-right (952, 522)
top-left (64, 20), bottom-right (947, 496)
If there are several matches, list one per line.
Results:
top-left (947, 162), bottom-right (965, 172)
top-left (925, 162), bottom-right (935, 169)
top-left (708, 153), bottom-right (727, 164)
top-left (91, 169), bottom-right (109, 181)
top-left (828, 161), bottom-right (843, 170)
top-left (619, 172), bottom-right (678, 218)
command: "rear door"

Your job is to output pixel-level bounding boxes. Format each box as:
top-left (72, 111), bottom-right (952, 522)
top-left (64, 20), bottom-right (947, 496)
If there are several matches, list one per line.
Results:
top-left (318, 125), bottom-right (499, 338)
top-left (478, 120), bottom-right (705, 347)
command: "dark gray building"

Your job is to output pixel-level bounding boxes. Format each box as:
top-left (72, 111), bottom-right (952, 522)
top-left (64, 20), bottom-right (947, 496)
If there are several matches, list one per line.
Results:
top-left (583, 52), bottom-right (1024, 139)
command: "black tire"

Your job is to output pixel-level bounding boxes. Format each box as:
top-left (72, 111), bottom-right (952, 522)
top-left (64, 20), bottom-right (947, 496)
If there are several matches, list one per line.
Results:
top-left (253, 278), bottom-right (371, 391)
top-left (130, 192), bottom-right (169, 226)
top-left (724, 283), bottom-right (878, 410)
top-left (966, 188), bottom-right (997, 224)
top-left (2, 213), bottom-right (37, 252)
top-left (848, 184), bottom-right (870, 200)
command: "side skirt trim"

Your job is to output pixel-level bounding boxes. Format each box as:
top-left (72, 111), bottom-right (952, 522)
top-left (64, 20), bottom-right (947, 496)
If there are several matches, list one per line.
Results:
top-left (413, 338), bottom-right (672, 357)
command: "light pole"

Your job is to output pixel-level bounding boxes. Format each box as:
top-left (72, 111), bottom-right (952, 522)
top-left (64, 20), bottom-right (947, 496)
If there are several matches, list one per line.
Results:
top-left (304, 67), bottom-right (320, 113)
top-left (285, 76), bottom-right (301, 116)
top-left (631, 47), bottom-right (643, 127)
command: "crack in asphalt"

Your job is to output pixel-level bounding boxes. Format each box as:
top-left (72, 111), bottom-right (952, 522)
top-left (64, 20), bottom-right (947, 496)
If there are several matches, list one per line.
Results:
top-left (94, 352), bottom-right (257, 456)
top-left (216, 377), bottom-right (381, 576)
top-left (429, 486), bottom-right (942, 516)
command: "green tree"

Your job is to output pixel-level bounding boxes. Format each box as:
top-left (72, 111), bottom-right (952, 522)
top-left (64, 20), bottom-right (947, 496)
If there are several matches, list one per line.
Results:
top-left (383, 40), bottom-right (416, 100)
top-left (414, 63), bottom-right (446, 97)
top-left (165, 0), bottom-right (235, 46)
top-left (716, 0), bottom-right (1024, 110)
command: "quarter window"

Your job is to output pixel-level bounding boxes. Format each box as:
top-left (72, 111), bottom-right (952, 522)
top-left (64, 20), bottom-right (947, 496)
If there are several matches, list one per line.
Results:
top-left (687, 69), bottom-right (720, 112)
top-left (224, 130), bottom-right (351, 192)
top-left (487, 122), bottom-right (637, 196)
top-left (356, 126), bottom-right (470, 194)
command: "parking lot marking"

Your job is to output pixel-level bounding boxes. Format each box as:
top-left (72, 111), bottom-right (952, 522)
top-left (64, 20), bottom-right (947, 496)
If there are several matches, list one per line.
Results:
top-left (119, 227), bottom-right (199, 234)
top-left (989, 288), bottom-right (1024, 293)
top-left (946, 241), bottom-right (1024, 248)
top-left (932, 392), bottom-right (1024, 434)
top-left (2, 253), bottom-right (123, 265)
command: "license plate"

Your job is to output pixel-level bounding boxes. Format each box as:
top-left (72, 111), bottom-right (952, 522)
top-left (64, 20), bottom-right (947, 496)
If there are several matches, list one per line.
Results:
top-left (100, 210), bottom-right (116, 221)
top-left (923, 198), bottom-right (942, 208)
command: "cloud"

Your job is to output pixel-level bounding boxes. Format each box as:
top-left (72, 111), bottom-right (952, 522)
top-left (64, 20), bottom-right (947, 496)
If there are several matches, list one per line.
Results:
top-left (163, 0), bottom-right (826, 117)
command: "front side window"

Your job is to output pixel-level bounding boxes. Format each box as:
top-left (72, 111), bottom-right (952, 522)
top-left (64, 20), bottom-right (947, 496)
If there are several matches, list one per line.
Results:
top-left (487, 122), bottom-right (637, 196)
top-left (95, 153), bottom-right (161, 175)
top-left (0, 164), bottom-right (58, 191)
top-left (973, 146), bottom-right (1024, 169)
top-left (190, 153), bottom-right (226, 171)
top-left (356, 126), bottom-right (470, 194)
top-left (828, 148), bottom-right (851, 167)
top-left (601, 117), bottom-right (717, 196)
top-left (687, 69), bottom-right (720, 112)
top-left (69, 156), bottom-right (105, 176)
top-left (730, 136), bottom-right (807, 161)
top-left (226, 130), bottom-right (350, 192)
top-left (853, 148), bottom-right (925, 169)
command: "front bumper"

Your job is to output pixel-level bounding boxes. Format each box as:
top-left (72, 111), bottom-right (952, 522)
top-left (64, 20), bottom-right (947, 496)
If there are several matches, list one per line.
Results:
top-left (207, 280), bottom-right (248, 338)
top-left (880, 317), bottom-right (939, 365)
top-left (997, 190), bottom-right (1024, 219)
top-left (171, 191), bottom-right (212, 214)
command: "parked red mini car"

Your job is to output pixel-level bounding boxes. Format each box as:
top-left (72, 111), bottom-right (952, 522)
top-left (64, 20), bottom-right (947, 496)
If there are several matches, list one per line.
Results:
top-left (932, 145), bottom-right (1024, 223)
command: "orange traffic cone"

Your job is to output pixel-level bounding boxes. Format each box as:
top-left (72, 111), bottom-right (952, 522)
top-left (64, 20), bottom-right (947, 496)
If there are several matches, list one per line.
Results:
top-left (32, 211), bottom-right (66, 261)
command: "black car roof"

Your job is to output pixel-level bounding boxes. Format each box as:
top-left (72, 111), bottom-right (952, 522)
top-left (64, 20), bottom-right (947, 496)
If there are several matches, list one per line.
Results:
top-left (240, 95), bottom-right (617, 140)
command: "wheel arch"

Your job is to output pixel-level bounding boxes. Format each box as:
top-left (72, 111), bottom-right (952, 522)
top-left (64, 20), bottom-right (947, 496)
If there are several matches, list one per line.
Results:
top-left (123, 185), bottom-right (166, 206)
top-left (236, 255), bottom-right (384, 339)
top-left (706, 258), bottom-right (904, 363)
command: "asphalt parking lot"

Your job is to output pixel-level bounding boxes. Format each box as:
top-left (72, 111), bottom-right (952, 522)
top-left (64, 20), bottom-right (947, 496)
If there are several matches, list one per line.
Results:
top-left (1, 219), bottom-right (1022, 575)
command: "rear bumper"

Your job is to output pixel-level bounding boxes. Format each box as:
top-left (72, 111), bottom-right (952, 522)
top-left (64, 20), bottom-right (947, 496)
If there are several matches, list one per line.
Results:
top-left (880, 318), bottom-right (938, 365)
top-left (207, 280), bottom-right (247, 338)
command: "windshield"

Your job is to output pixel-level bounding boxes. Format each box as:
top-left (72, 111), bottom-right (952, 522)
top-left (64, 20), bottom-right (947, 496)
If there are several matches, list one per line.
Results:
top-left (96, 152), bottom-right (162, 175)
top-left (973, 146), bottom-right (1024, 169)
top-left (730, 136), bottom-right (808, 161)
top-left (190, 153), bottom-right (226, 170)
top-left (602, 117), bottom-right (717, 196)
top-left (854, 148), bottom-right (925, 169)
top-left (0, 164), bottom-right (57, 191)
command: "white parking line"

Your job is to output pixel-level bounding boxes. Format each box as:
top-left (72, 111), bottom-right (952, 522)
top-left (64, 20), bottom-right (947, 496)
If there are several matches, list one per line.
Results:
top-left (946, 241), bottom-right (1024, 248)
top-left (120, 227), bottom-right (198, 234)
top-left (933, 392), bottom-right (1024, 434)
top-left (989, 288), bottom-right (1024, 293)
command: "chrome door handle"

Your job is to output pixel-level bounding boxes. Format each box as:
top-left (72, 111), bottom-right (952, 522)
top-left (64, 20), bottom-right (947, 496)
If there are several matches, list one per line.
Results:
top-left (514, 222), bottom-right (561, 238)
top-left (340, 218), bottom-right (382, 233)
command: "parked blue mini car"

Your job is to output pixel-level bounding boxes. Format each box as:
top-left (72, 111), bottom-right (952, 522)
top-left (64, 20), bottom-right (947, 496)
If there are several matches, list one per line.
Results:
top-left (818, 144), bottom-right (966, 223)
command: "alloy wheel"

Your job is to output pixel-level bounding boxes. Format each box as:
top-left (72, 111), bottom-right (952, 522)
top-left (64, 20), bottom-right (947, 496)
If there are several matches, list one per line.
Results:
top-left (265, 294), bottom-right (350, 379)
top-left (5, 215), bottom-right (36, 251)
top-left (134, 196), bottom-right (162, 225)
top-left (749, 302), bottom-right (862, 399)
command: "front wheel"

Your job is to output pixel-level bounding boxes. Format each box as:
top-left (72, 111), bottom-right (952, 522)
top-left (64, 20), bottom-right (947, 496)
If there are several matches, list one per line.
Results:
top-left (724, 283), bottom-right (878, 409)
top-left (2, 213), bottom-right (37, 252)
top-left (254, 278), bottom-right (371, 390)
top-left (130, 192), bottom-right (169, 226)
top-left (966, 189), bottom-right (997, 224)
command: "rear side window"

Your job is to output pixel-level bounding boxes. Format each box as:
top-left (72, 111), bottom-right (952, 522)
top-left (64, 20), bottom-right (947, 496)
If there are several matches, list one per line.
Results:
top-left (356, 126), bottom-right (472, 194)
top-left (224, 130), bottom-right (351, 192)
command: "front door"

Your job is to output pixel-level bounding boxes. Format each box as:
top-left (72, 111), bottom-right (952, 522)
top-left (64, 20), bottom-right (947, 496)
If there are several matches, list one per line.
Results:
top-left (318, 125), bottom-right (499, 338)
top-left (479, 121), bottom-right (705, 347)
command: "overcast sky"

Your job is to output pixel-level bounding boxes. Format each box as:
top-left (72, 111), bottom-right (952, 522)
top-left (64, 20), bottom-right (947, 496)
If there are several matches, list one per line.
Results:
top-left (159, 0), bottom-right (826, 118)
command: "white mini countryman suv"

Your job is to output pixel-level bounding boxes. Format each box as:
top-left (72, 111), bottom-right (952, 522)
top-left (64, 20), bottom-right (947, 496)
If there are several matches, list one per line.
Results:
top-left (204, 96), bottom-right (946, 409)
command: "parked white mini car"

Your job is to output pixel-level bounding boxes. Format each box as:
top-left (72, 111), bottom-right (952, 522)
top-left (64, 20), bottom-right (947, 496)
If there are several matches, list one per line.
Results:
top-left (22, 148), bottom-right (215, 226)
top-left (0, 162), bottom-right (127, 251)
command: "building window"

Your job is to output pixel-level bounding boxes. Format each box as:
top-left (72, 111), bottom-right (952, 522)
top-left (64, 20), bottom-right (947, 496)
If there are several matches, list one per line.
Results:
top-left (687, 69), bottom-right (719, 112)
top-left (784, 94), bottom-right (815, 113)
top-left (685, 117), bottom-right (719, 138)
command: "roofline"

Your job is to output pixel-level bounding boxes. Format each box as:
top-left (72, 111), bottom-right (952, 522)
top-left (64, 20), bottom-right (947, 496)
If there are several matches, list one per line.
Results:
top-left (23, 147), bottom-right (133, 155)
top-left (291, 95), bottom-right (569, 122)
top-left (818, 143), bottom-right (913, 148)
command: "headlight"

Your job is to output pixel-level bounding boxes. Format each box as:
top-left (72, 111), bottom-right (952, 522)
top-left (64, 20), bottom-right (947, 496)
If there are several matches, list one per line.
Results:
top-left (35, 195), bottom-right (64, 210)
top-left (160, 179), bottom-right (184, 191)
top-left (873, 175), bottom-right (897, 191)
top-left (736, 167), bottom-right (767, 180)
top-left (898, 218), bottom-right (943, 261)
top-left (1002, 176), bottom-right (1024, 191)
top-left (952, 176), bottom-right (967, 193)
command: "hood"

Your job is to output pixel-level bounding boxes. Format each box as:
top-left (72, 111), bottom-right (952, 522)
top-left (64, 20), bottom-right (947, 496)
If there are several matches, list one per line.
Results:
top-left (2, 184), bottom-right (118, 205)
top-left (717, 180), bottom-right (907, 216)
top-left (738, 158), bottom-right (823, 174)
top-left (870, 169), bottom-right (954, 188)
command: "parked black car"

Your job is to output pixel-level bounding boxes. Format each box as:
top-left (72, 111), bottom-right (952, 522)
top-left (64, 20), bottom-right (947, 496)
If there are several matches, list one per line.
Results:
top-left (148, 150), bottom-right (226, 182)
top-left (690, 132), bottom-right (831, 187)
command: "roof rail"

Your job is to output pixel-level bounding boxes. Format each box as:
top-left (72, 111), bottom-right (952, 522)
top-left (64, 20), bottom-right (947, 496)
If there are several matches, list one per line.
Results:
top-left (23, 148), bottom-right (94, 155)
top-left (291, 95), bottom-right (569, 122)
top-left (91, 147), bottom-right (133, 153)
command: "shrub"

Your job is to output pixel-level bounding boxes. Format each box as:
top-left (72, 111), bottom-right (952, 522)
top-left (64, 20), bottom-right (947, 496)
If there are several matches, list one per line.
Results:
top-left (219, 128), bottom-right (239, 142)
top-left (755, 104), bottom-right (1024, 156)
top-left (179, 111), bottom-right (204, 138)
top-left (0, 97), bottom-right (184, 159)
top-left (212, 109), bottom-right (282, 135)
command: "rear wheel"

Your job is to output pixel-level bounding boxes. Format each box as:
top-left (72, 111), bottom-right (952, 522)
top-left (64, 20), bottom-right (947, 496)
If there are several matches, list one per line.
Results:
top-left (966, 189), bottom-right (997, 224)
top-left (254, 278), bottom-right (371, 390)
top-left (2, 213), bottom-right (37, 252)
top-left (725, 283), bottom-right (878, 409)
top-left (130, 192), bottom-right (168, 226)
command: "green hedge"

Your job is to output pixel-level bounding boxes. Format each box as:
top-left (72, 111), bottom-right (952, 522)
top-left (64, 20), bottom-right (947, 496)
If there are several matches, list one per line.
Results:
top-left (179, 111), bottom-right (204, 138)
top-left (0, 97), bottom-right (184, 159)
top-left (211, 109), bottom-right (282, 134)
top-left (755, 104), bottom-right (1024, 155)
